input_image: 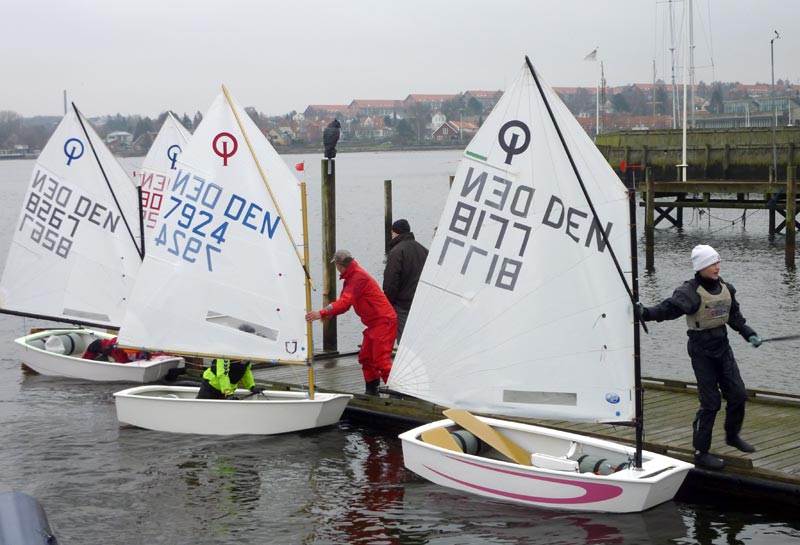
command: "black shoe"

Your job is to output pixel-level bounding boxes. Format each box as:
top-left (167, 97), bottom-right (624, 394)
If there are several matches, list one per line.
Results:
top-left (694, 452), bottom-right (725, 470)
top-left (364, 379), bottom-right (380, 396)
top-left (726, 435), bottom-right (756, 453)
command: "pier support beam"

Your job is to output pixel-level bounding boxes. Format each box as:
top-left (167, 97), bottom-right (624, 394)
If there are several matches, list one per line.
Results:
top-left (384, 180), bottom-right (393, 253)
top-left (321, 159), bottom-right (338, 352)
top-left (787, 166), bottom-right (796, 269)
top-left (645, 168), bottom-right (655, 272)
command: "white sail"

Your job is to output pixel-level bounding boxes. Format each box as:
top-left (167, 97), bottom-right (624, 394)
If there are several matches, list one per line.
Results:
top-left (138, 113), bottom-right (191, 249)
top-left (388, 64), bottom-right (635, 423)
top-left (118, 90), bottom-right (309, 363)
top-left (0, 105), bottom-right (142, 327)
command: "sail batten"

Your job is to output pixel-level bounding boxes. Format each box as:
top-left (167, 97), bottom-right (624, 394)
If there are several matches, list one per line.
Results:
top-left (388, 63), bottom-right (635, 423)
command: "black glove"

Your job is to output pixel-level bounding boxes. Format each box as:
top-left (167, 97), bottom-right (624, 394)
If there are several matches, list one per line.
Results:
top-left (250, 386), bottom-right (264, 394)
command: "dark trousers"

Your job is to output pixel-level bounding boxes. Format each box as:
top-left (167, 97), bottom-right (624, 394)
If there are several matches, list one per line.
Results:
top-left (688, 342), bottom-right (748, 453)
top-left (196, 379), bottom-right (225, 400)
top-left (394, 305), bottom-right (409, 343)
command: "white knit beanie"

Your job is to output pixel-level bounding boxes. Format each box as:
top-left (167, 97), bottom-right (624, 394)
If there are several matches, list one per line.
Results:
top-left (691, 244), bottom-right (720, 271)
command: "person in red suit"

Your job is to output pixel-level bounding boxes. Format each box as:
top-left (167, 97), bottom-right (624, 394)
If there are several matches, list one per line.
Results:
top-left (306, 249), bottom-right (397, 396)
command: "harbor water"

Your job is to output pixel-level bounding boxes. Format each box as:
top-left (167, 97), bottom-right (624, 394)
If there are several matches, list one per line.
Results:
top-left (2, 152), bottom-right (800, 544)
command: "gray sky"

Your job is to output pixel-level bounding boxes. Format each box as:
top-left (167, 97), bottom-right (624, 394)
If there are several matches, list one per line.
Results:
top-left (2, 0), bottom-right (797, 118)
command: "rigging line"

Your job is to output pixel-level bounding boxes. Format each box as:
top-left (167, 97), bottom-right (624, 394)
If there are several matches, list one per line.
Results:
top-left (524, 57), bottom-right (635, 304)
top-left (220, 85), bottom-right (315, 290)
top-left (72, 103), bottom-right (144, 260)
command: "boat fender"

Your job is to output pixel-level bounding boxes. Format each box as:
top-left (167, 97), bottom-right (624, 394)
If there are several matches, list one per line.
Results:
top-left (450, 429), bottom-right (481, 455)
top-left (575, 454), bottom-right (629, 475)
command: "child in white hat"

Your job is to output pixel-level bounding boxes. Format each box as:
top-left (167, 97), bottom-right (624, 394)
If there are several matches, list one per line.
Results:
top-left (635, 244), bottom-right (762, 470)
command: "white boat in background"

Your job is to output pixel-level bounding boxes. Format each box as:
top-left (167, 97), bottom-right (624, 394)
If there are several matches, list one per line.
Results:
top-left (114, 86), bottom-right (352, 435)
top-left (115, 386), bottom-right (352, 435)
top-left (0, 103), bottom-right (183, 383)
top-left (136, 112), bottom-right (191, 247)
top-left (18, 328), bottom-right (182, 383)
top-left (386, 57), bottom-right (692, 513)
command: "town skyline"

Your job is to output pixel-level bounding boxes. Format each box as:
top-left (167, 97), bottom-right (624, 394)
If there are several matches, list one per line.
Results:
top-left (2, 0), bottom-right (798, 119)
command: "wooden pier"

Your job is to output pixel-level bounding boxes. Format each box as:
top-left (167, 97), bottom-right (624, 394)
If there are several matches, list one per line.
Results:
top-left (246, 353), bottom-right (800, 508)
top-left (637, 166), bottom-right (798, 270)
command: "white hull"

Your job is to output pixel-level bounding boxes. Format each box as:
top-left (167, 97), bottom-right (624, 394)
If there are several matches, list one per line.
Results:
top-left (114, 385), bottom-right (353, 435)
top-left (16, 329), bottom-right (184, 383)
top-left (400, 416), bottom-right (693, 514)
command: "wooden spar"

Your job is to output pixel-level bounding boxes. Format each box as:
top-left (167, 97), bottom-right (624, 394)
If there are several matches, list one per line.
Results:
top-left (220, 85), bottom-right (314, 289)
top-left (301, 182), bottom-right (315, 400)
top-left (443, 409), bottom-right (531, 466)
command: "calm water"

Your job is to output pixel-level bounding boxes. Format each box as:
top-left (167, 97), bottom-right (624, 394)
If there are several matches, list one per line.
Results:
top-left (2, 153), bottom-right (800, 544)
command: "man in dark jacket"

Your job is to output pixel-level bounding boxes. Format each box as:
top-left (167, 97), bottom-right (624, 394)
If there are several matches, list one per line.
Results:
top-left (306, 249), bottom-right (397, 395)
top-left (636, 244), bottom-right (762, 470)
top-left (382, 219), bottom-right (428, 342)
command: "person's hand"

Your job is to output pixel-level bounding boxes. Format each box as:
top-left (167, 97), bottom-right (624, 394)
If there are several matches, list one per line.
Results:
top-left (748, 335), bottom-right (763, 348)
top-left (634, 302), bottom-right (646, 320)
top-left (305, 310), bottom-right (322, 322)
top-left (250, 386), bottom-right (264, 394)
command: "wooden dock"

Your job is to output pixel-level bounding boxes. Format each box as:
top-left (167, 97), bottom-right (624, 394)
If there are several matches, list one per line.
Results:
top-left (249, 352), bottom-right (800, 507)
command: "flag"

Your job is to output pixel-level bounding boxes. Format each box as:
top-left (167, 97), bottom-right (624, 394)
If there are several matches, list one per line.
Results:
top-left (295, 162), bottom-right (304, 172)
top-left (584, 48), bottom-right (598, 62)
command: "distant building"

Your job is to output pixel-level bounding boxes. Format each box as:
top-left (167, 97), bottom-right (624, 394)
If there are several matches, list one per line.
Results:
top-left (349, 99), bottom-right (401, 118)
top-left (431, 120), bottom-right (478, 142)
top-left (403, 93), bottom-right (459, 111)
top-left (303, 105), bottom-right (351, 121)
top-left (106, 131), bottom-right (133, 145)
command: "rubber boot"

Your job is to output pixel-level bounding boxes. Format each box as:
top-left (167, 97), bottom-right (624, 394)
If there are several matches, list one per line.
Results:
top-left (364, 379), bottom-right (380, 396)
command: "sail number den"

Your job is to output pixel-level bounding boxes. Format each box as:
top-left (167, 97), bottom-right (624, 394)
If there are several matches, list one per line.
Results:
top-left (18, 167), bottom-right (123, 260)
top-left (153, 168), bottom-right (282, 272)
top-left (438, 160), bottom-right (613, 293)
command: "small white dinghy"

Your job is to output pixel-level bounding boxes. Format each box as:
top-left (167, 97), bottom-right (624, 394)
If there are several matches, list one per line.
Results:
top-left (114, 87), bottom-right (352, 434)
top-left (17, 329), bottom-right (183, 383)
top-left (386, 58), bottom-right (693, 513)
top-left (114, 386), bottom-right (352, 435)
top-left (0, 103), bottom-right (184, 383)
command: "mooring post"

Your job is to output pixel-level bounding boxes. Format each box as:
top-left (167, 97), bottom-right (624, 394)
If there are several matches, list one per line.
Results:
top-left (645, 167), bottom-right (655, 272)
top-left (384, 180), bottom-right (393, 253)
top-left (769, 166), bottom-right (776, 235)
top-left (787, 165), bottom-right (796, 269)
top-left (321, 158), bottom-right (337, 352)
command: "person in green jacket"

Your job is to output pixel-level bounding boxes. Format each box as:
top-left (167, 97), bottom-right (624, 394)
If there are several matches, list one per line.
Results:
top-left (196, 358), bottom-right (263, 399)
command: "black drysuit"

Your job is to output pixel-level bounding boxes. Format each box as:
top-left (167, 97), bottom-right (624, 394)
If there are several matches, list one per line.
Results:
top-left (640, 274), bottom-right (757, 454)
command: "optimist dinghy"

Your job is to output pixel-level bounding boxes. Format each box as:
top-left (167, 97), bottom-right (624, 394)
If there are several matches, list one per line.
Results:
top-left (386, 57), bottom-right (693, 513)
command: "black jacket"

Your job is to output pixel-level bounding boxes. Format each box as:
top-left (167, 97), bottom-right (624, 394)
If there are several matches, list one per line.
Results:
top-left (642, 274), bottom-right (756, 354)
top-left (383, 232), bottom-right (428, 310)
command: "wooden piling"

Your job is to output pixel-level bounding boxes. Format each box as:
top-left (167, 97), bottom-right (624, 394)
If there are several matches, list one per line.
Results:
top-left (645, 167), bottom-right (655, 272)
top-left (384, 180), bottom-right (393, 253)
top-left (787, 165), bottom-right (796, 269)
top-left (321, 158), bottom-right (337, 352)
top-left (769, 167), bottom-right (776, 234)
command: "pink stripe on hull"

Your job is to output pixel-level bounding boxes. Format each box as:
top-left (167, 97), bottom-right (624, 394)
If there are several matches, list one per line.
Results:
top-left (423, 454), bottom-right (624, 505)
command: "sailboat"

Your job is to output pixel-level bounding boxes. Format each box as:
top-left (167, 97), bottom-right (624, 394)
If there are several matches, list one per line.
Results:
top-left (0, 104), bottom-right (184, 382)
top-left (385, 58), bottom-right (693, 513)
top-left (137, 112), bottom-right (191, 247)
top-left (113, 86), bottom-right (352, 435)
